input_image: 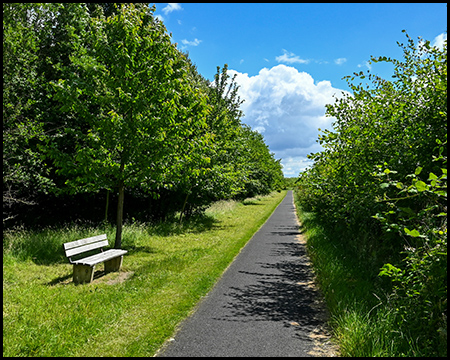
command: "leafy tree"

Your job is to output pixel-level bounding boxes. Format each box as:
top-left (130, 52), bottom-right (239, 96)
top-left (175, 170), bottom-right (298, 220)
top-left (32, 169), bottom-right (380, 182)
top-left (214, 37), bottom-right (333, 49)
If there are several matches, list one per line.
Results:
top-left (49, 4), bottom-right (210, 247)
top-left (296, 32), bottom-right (447, 355)
top-left (206, 64), bottom-right (248, 198)
top-left (3, 3), bottom-right (284, 231)
top-left (299, 32), bottom-right (447, 237)
top-left (236, 124), bottom-right (284, 199)
top-left (172, 64), bottom-right (248, 218)
top-left (374, 140), bottom-right (447, 355)
top-left (160, 63), bottom-right (284, 220)
top-left (3, 3), bottom-right (57, 222)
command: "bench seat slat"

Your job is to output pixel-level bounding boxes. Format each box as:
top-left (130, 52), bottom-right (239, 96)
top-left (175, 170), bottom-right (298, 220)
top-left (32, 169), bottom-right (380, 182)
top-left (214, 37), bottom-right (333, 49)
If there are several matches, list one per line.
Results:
top-left (65, 239), bottom-right (109, 258)
top-left (72, 249), bottom-right (128, 267)
top-left (63, 234), bottom-right (108, 250)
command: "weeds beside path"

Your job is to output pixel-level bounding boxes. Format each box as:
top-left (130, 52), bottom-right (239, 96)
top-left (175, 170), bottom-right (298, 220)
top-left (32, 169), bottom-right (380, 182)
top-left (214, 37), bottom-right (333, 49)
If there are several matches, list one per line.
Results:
top-left (3, 191), bottom-right (285, 357)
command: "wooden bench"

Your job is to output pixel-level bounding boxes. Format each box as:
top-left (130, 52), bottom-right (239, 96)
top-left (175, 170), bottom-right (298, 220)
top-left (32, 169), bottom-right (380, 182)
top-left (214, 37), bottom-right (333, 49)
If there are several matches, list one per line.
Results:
top-left (63, 234), bottom-right (127, 284)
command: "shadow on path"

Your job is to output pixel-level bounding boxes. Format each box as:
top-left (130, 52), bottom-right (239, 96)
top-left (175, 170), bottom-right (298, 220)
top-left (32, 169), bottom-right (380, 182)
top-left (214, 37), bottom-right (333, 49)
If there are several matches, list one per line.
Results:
top-left (156, 191), bottom-right (338, 357)
top-left (215, 235), bottom-right (328, 343)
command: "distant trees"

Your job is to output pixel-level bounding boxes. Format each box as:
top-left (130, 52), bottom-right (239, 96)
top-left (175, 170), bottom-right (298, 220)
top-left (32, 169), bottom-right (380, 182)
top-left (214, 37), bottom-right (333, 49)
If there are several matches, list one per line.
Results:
top-left (3, 3), bottom-right (284, 242)
top-left (296, 32), bottom-right (447, 355)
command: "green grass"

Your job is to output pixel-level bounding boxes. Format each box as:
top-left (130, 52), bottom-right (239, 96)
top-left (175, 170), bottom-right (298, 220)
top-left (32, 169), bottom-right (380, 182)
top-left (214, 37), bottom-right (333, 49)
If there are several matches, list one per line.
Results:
top-left (292, 191), bottom-right (431, 357)
top-left (3, 191), bottom-right (286, 357)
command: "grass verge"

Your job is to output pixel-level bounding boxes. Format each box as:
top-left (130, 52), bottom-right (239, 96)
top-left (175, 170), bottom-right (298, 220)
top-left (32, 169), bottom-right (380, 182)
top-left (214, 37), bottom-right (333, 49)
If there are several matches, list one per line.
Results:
top-left (293, 190), bottom-right (431, 357)
top-left (3, 191), bottom-right (286, 357)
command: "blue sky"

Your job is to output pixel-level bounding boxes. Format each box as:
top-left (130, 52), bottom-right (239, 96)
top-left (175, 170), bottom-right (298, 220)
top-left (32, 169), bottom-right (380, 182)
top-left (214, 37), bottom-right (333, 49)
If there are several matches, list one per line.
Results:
top-left (152, 3), bottom-right (447, 177)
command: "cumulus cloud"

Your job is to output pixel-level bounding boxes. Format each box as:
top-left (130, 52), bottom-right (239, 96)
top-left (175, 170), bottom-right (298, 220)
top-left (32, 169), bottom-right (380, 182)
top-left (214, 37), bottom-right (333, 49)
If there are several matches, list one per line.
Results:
top-left (279, 156), bottom-right (315, 176)
top-left (276, 49), bottom-right (310, 64)
top-left (431, 32), bottom-right (447, 50)
top-left (228, 64), bottom-right (349, 177)
top-left (162, 3), bottom-right (182, 15)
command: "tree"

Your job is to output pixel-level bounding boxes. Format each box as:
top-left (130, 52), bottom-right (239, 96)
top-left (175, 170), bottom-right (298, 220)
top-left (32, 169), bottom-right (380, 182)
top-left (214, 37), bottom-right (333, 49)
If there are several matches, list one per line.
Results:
top-left (49, 4), bottom-right (210, 248)
top-left (3, 3), bottom-right (58, 223)
top-left (298, 32), bottom-right (447, 233)
top-left (237, 125), bottom-right (284, 199)
top-left (204, 64), bottom-right (248, 199)
top-left (296, 32), bottom-right (447, 355)
top-left (169, 64), bottom-right (248, 220)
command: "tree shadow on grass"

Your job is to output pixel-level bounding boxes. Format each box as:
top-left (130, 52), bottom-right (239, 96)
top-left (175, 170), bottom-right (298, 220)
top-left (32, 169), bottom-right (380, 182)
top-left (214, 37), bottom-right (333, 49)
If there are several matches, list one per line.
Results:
top-left (148, 214), bottom-right (222, 237)
top-left (242, 200), bottom-right (264, 206)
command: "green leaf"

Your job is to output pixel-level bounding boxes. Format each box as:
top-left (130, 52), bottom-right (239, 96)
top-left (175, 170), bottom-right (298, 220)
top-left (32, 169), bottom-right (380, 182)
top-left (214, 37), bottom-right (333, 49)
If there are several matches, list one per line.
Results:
top-left (404, 227), bottom-right (422, 237)
top-left (414, 166), bottom-right (423, 175)
top-left (379, 263), bottom-right (402, 277)
top-left (414, 180), bottom-right (427, 192)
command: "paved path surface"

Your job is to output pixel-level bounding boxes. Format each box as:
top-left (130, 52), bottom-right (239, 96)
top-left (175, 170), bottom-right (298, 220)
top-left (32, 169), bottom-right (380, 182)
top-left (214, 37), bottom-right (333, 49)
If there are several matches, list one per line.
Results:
top-left (156, 191), bottom-right (336, 357)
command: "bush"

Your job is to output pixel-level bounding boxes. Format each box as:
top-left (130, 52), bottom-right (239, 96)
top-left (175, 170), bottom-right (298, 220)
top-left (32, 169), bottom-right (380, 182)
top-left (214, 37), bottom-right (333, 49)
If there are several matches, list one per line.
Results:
top-left (295, 32), bottom-right (447, 356)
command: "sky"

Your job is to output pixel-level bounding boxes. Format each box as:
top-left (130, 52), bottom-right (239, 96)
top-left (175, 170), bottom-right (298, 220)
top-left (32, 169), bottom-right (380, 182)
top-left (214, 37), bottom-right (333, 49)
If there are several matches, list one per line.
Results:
top-left (151, 3), bottom-right (447, 177)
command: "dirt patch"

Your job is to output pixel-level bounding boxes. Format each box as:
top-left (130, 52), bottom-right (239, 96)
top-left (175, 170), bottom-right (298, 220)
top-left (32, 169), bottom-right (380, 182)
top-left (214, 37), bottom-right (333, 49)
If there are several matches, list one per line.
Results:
top-left (71, 270), bottom-right (134, 285)
top-left (105, 271), bottom-right (134, 285)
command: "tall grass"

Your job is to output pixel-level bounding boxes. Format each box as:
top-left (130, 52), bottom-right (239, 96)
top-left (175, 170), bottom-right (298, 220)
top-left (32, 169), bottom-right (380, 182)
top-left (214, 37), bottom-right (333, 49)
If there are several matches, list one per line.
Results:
top-left (293, 191), bottom-right (431, 357)
top-left (3, 191), bottom-right (285, 357)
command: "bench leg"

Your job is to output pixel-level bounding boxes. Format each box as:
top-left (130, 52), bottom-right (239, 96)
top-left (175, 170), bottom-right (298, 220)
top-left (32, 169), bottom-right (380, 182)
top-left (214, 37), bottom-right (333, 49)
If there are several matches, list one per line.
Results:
top-left (104, 256), bottom-right (123, 273)
top-left (73, 264), bottom-right (95, 284)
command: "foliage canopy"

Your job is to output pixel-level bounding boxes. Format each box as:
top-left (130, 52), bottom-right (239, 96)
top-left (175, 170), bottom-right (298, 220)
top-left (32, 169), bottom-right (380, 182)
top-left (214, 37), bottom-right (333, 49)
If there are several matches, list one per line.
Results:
top-left (296, 32), bottom-right (447, 356)
top-left (3, 3), bottom-right (285, 243)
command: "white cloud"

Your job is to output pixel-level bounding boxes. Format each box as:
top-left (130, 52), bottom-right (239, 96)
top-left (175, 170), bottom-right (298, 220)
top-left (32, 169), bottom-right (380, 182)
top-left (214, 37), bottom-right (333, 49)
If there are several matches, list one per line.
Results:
top-left (228, 64), bottom-right (349, 177)
top-left (162, 3), bottom-right (182, 15)
top-left (334, 57), bottom-right (347, 65)
top-left (276, 49), bottom-right (310, 64)
top-left (417, 33), bottom-right (446, 58)
top-left (431, 32), bottom-right (447, 50)
top-left (357, 60), bottom-right (372, 71)
top-left (181, 38), bottom-right (202, 46)
top-left (279, 156), bottom-right (315, 176)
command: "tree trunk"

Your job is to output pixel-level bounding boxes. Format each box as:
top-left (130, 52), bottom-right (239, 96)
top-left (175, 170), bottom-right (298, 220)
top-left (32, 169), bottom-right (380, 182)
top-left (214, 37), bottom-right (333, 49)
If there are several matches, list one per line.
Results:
top-left (115, 180), bottom-right (125, 249)
top-left (115, 158), bottom-right (125, 249)
top-left (179, 192), bottom-right (190, 224)
top-left (104, 189), bottom-right (110, 223)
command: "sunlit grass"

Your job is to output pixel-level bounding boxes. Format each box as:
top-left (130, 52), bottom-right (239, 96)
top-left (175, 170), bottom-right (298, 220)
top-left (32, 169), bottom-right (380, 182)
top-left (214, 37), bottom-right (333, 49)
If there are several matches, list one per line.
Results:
top-left (3, 191), bottom-right (286, 357)
top-left (293, 190), bottom-right (427, 357)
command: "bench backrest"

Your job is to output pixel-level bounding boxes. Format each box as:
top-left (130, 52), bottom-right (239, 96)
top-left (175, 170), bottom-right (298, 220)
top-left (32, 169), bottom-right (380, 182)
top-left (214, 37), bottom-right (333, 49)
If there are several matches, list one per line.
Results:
top-left (63, 234), bottom-right (109, 258)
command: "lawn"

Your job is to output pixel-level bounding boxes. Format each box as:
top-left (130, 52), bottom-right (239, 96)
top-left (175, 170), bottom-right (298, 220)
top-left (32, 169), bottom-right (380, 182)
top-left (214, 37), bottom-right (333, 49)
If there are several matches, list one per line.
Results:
top-left (3, 191), bottom-right (286, 357)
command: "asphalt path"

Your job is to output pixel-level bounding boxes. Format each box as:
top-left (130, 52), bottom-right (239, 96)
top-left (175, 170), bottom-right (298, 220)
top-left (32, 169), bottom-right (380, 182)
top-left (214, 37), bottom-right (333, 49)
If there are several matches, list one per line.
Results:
top-left (156, 191), bottom-right (336, 357)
